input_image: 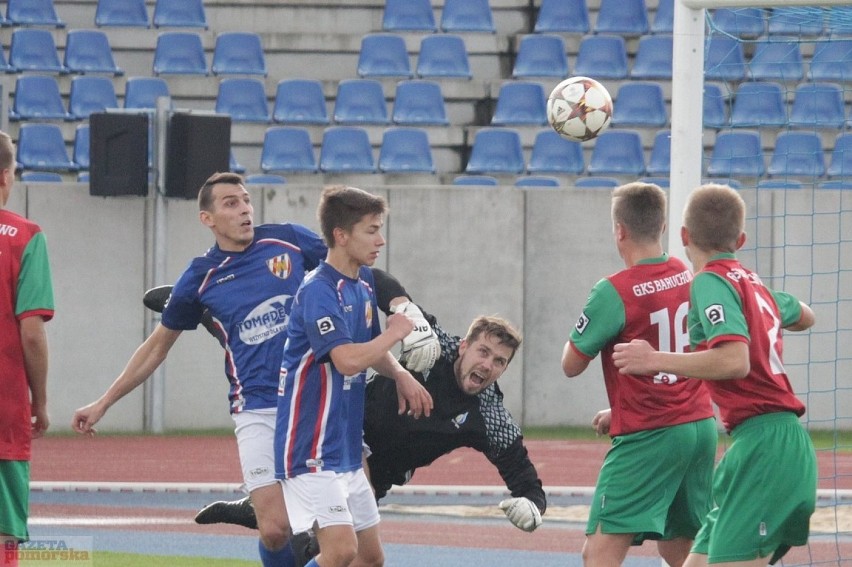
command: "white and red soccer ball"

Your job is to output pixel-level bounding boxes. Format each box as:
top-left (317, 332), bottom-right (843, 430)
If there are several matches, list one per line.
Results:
top-left (547, 76), bottom-right (613, 142)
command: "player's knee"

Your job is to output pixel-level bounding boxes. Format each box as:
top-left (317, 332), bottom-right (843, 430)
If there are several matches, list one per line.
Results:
top-left (322, 544), bottom-right (358, 567)
top-left (257, 521), bottom-right (289, 551)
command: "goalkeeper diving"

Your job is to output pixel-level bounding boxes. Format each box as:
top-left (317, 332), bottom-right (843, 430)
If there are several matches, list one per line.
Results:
top-left (144, 277), bottom-right (546, 542)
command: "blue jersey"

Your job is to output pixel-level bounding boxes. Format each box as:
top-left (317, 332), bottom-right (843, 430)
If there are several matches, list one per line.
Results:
top-left (161, 223), bottom-right (327, 413)
top-left (275, 262), bottom-right (381, 479)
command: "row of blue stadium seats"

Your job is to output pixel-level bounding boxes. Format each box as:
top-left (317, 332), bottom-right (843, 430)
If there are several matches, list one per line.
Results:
top-left (451, 175), bottom-right (852, 191)
top-left (0, 28), bottom-right (266, 76)
top-left (0, 0), bottom-right (207, 29)
top-left (16, 121), bottom-right (852, 181)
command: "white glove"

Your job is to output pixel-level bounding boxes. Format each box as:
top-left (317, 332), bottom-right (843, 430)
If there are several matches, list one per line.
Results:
top-left (499, 497), bottom-right (542, 532)
top-left (391, 301), bottom-right (440, 373)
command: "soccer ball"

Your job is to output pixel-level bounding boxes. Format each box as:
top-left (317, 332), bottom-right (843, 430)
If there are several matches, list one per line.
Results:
top-left (547, 77), bottom-right (613, 142)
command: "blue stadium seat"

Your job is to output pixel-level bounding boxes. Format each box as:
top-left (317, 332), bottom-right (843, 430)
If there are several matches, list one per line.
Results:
top-left (703, 83), bottom-right (728, 129)
top-left (748, 38), bottom-right (803, 81)
top-left (646, 130), bottom-right (671, 176)
top-left (153, 32), bottom-right (207, 75)
top-left (789, 83), bottom-right (846, 129)
top-left (10, 76), bottom-right (72, 121)
top-left (124, 76), bottom-right (170, 109)
top-left (333, 79), bottom-right (389, 125)
top-left (245, 174), bottom-right (286, 185)
top-left (9, 29), bottom-right (67, 73)
top-left (808, 40), bottom-right (852, 82)
top-left (574, 35), bottom-right (628, 80)
top-left (516, 176), bottom-right (560, 188)
top-left (440, 0), bottom-right (495, 33)
top-left (391, 80), bottom-right (448, 126)
top-left (64, 30), bottom-right (124, 76)
top-left (767, 131), bottom-right (825, 178)
top-left (465, 128), bottom-right (525, 175)
top-left (96, 0), bottom-right (150, 27)
top-left (216, 78), bottom-right (270, 123)
top-left (153, 0), bottom-right (207, 28)
top-left (260, 127), bottom-right (318, 173)
top-left (825, 6), bottom-right (852, 36)
top-left (0, 48), bottom-right (14, 74)
top-left (650, 0), bottom-right (674, 33)
top-left (768, 7), bottom-right (824, 36)
top-left (534, 0), bottom-right (589, 33)
top-left (73, 123), bottom-right (90, 170)
top-left (272, 79), bottom-right (329, 125)
top-left (611, 82), bottom-right (668, 128)
top-left (319, 127), bottom-right (377, 173)
top-left (594, 0), bottom-right (648, 35)
top-left (230, 150), bottom-right (246, 174)
top-left (453, 175), bottom-right (499, 186)
top-left (491, 82), bottom-right (548, 126)
top-left (710, 8), bottom-right (765, 37)
top-left (416, 35), bottom-right (472, 79)
top-left (357, 34), bottom-right (412, 79)
top-left (22, 172), bottom-right (63, 182)
top-left (378, 127), bottom-right (435, 173)
top-left (211, 32), bottom-right (267, 77)
top-left (827, 134), bottom-right (852, 178)
top-left (587, 130), bottom-right (646, 176)
top-left (819, 181), bottom-right (852, 190)
top-left (631, 34), bottom-right (673, 80)
top-left (527, 130), bottom-right (584, 175)
top-left (6, 0), bottom-right (65, 27)
top-left (382, 0), bottom-right (436, 32)
top-left (511, 35), bottom-right (569, 79)
top-left (704, 36), bottom-right (746, 81)
top-left (730, 82), bottom-right (786, 128)
top-left (17, 123), bottom-right (78, 172)
top-left (574, 177), bottom-right (620, 189)
top-left (706, 130), bottom-right (765, 178)
top-left (69, 75), bottom-right (119, 120)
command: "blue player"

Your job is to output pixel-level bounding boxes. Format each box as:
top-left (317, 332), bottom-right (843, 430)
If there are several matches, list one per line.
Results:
top-left (275, 185), bottom-right (433, 567)
top-left (72, 173), bottom-right (435, 567)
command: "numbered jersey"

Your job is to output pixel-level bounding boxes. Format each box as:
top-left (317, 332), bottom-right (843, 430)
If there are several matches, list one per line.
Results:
top-left (570, 255), bottom-right (714, 436)
top-left (688, 254), bottom-right (805, 432)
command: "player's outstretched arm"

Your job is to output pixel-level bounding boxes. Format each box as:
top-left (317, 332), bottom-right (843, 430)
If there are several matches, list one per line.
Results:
top-left (612, 339), bottom-right (749, 381)
top-left (72, 324), bottom-right (181, 435)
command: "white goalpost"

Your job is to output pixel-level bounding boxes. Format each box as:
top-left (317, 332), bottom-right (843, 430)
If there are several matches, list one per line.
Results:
top-left (669, 2), bottom-right (852, 566)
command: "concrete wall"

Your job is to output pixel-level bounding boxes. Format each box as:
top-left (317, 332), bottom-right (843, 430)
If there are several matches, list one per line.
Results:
top-left (7, 182), bottom-right (848, 433)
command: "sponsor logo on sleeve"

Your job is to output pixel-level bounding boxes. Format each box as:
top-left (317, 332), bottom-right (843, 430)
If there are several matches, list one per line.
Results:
top-left (575, 312), bottom-right (590, 334)
top-left (704, 304), bottom-right (725, 325)
top-left (317, 316), bottom-right (334, 335)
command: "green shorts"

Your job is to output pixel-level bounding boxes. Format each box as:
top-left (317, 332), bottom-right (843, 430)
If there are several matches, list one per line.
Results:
top-left (0, 460), bottom-right (30, 541)
top-left (691, 412), bottom-right (817, 564)
top-left (586, 417), bottom-right (717, 545)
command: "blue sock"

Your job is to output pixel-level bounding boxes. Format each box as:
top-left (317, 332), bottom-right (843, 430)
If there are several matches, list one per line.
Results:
top-left (258, 539), bottom-right (296, 567)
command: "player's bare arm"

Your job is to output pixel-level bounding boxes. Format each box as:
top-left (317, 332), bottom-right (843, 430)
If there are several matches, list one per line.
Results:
top-left (72, 324), bottom-right (182, 435)
top-left (21, 315), bottom-right (50, 437)
top-left (786, 301), bottom-right (815, 332)
top-left (561, 340), bottom-right (591, 378)
top-left (329, 311), bottom-right (413, 376)
top-left (612, 339), bottom-right (750, 380)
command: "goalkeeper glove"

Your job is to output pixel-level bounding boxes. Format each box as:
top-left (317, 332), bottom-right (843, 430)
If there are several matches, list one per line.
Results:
top-left (391, 301), bottom-right (440, 373)
top-left (499, 497), bottom-right (542, 532)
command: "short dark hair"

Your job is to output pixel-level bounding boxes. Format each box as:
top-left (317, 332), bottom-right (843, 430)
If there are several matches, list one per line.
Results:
top-left (684, 183), bottom-right (745, 253)
top-left (611, 182), bottom-right (667, 244)
top-left (317, 185), bottom-right (388, 246)
top-left (197, 172), bottom-right (245, 211)
top-left (465, 316), bottom-right (523, 364)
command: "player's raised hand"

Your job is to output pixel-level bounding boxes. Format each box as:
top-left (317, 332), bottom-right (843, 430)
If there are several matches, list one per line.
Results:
top-left (499, 497), bottom-right (542, 532)
top-left (394, 370), bottom-right (433, 419)
top-left (612, 339), bottom-right (657, 375)
top-left (72, 400), bottom-right (107, 436)
top-left (392, 301), bottom-right (440, 373)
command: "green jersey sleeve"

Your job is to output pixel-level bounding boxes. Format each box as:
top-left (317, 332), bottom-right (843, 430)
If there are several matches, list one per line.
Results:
top-left (17, 231), bottom-right (55, 317)
top-left (569, 278), bottom-right (625, 359)
top-left (688, 270), bottom-right (747, 348)
top-left (771, 289), bottom-right (803, 328)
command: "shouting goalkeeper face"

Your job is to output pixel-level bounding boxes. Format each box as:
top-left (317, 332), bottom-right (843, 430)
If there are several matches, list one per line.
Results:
top-left (453, 316), bottom-right (522, 396)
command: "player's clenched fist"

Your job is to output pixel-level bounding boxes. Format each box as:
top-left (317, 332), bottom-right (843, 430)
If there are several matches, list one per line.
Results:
top-left (499, 497), bottom-right (543, 532)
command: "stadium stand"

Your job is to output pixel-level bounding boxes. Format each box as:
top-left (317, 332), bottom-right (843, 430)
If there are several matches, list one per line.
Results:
top-left (730, 82), bottom-right (787, 128)
top-left (534, 0), bottom-right (590, 33)
top-left (391, 80), bottom-right (448, 126)
top-left (21, 172), bottom-right (64, 182)
top-left (511, 34), bottom-right (569, 79)
top-left (630, 34), bottom-right (673, 80)
top-left (7, 0), bottom-right (65, 27)
top-left (452, 175), bottom-right (499, 186)
top-left (272, 79), bottom-right (329, 125)
top-left (211, 32), bottom-right (267, 76)
top-left (123, 76), bottom-right (170, 109)
top-left (706, 130), bottom-right (766, 178)
top-left (587, 130), bottom-right (646, 176)
top-left (152, 0), bottom-right (207, 29)
top-left (766, 131), bottom-right (826, 178)
top-left (650, 0), bottom-right (674, 33)
top-left (646, 130), bottom-right (672, 176)
top-left (64, 29), bottom-right (124, 75)
top-left (594, 0), bottom-right (648, 35)
top-left (260, 127), bottom-right (318, 174)
top-left (827, 134), bottom-right (852, 179)
top-left (516, 176), bottom-right (560, 188)
top-left (415, 34), bottom-right (472, 79)
top-left (17, 123), bottom-right (78, 172)
top-left (73, 124), bottom-right (90, 171)
top-left (381, 0), bottom-right (436, 32)
top-left (789, 82), bottom-right (846, 129)
top-left (768, 7), bottom-right (824, 36)
top-left (245, 173), bottom-right (286, 184)
top-left (333, 79), bottom-right (389, 125)
top-left (378, 127), bottom-right (436, 174)
top-left (808, 39), bottom-right (852, 81)
top-left (152, 32), bottom-right (208, 75)
top-left (703, 83), bottom-right (728, 129)
top-left (527, 130), bottom-right (585, 175)
top-left (9, 29), bottom-right (67, 74)
top-left (10, 76), bottom-right (73, 121)
top-left (215, 78), bottom-right (271, 123)
top-left (439, 0), bottom-right (495, 33)
top-left (357, 33), bottom-right (412, 79)
top-left (491, 82), bottom-right (548, 126)
top-left (747, 38), bottom-right (804, 81)
top-left (711, 7), bottom-right (765, 37)
top-left (611, 82), bottom-right (668, 128)
top-left (574, 177), bottom-right (620, 188)
top-left (69, 76), bottom-right (120, 120)
top-left (704, 36), bottom-right (746, 81)
top-left (319, 126), bottom-right (377, 173)
top-left (464, 128), bottom-right (525, 175)
top-left (574, 35), bottom-right (628, 80)
top-left (95, 0), bottom-right (150, 28)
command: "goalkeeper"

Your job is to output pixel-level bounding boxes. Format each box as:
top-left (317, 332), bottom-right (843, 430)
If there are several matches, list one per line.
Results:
top-left (146, 287), bottom-right (546, 537)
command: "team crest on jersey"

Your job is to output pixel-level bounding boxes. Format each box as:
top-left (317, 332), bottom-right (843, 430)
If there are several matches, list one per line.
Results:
top-left (266, 253), bottom-right (292, 279)
top-left (704, 304), bottom-right (725, 325)
top-left (365, 301), bottom-right (373, 327)
top-left (452, 412), bottom-right (469, 429)
top-left (317, 316), bottom-right (335, 335)
top-left (575, 312), bottom-right (590, 334)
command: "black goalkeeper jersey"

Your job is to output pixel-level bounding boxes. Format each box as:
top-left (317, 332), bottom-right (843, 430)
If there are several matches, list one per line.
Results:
top-left (363, 325), bottom-right (546, 513)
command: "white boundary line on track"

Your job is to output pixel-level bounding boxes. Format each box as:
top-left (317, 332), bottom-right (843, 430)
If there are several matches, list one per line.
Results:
top-left (29, 482), bottom-right (852, 501)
